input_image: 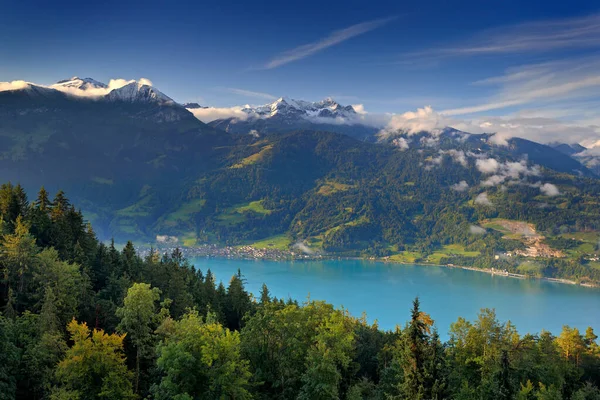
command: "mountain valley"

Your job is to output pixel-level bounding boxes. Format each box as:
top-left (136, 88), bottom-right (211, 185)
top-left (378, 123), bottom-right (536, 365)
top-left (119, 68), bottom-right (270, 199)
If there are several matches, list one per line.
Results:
top-left (1, 77), bottom-right (600, 283)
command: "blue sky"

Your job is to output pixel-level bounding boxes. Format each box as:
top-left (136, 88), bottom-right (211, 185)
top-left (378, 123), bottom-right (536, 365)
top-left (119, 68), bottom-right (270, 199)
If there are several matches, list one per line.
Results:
top-left (2, 0), bottom-right (600, 144)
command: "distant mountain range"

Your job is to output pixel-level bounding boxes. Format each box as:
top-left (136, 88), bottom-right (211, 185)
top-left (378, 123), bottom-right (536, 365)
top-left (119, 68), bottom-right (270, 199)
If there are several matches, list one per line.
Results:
top-left (550, 142), bottom-right (600, 175)
top-left (204, 96), bottom-right (378, 140)
top-left (1, 76), bottom-right (599, 261)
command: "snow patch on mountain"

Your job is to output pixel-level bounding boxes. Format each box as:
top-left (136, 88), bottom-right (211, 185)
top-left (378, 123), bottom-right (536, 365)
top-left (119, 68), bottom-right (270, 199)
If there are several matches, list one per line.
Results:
top-left (106, 81), bottom-right (173, 104)
top-left (48, 77), bottom-right (170, 103)
top-left (53, 77), bottom-right (108, 90)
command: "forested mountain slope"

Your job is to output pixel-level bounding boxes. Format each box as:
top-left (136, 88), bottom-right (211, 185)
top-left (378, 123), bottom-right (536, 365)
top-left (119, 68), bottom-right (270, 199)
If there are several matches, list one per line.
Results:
top-left (1, 83), bottom-right (600, 283)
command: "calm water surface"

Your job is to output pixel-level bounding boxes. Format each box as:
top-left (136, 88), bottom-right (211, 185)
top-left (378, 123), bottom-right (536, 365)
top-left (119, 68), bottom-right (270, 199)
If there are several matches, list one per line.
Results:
top-left (190, 257), bottom-right (600, 339)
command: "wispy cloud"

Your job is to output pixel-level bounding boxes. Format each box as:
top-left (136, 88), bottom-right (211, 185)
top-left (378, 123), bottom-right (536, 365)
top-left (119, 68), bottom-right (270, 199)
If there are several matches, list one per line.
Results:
top-left (417, 13), bottom-right (600, 59)
top-left (225, 87), bottom-right (276, 100)
top-left (441, 56), bottom-right (600, 116)
top-left (263, 16), bottom-right (396, 69)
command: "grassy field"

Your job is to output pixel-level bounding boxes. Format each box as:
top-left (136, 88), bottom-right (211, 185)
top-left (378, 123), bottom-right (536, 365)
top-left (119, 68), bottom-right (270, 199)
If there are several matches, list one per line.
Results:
top-left (553, 231), bottom-right (599, 258)
top-left (517, 261), bottom-right (543, 275)
top-left (317, 180), bottom-right (356, 196)
top-left (321, 215), bottom-right (370, 238)
top-left (235, 200), bottom-right (271, 215)
top-left (180, 231), bottom-right (198, 247)
top-left (230, 145), bottom-right (273, 168)
top-left (110, 218), bottom-right (142, 236)
top-left (116, 195), bottom-right (154, 217)
top-left (427, 244), bottom-right (480, 263)
top-left (559, 231), bottom-right (599, 243)
top-left (386, 244), bottom-right (480, 265)
top-left (305, 236), bottom-right (324, 251)
top-left (387, 251), bottom-right (422, 263)
top-left (481, 221), bottom-right (512, 234)
top-left (246, 235), bottom-right (291, 250)
top-left (588, 262), bottom-right (600, 271)
top-left (216, 200), bottom-right (272, 225)
top-left (216, 212), bottom-right (246, 226)
top-left (164, 199), bottom-right (206, 223)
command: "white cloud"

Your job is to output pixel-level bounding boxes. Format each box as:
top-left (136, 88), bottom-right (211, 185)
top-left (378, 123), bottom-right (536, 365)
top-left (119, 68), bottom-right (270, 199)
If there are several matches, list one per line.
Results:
top-left (469, 225), bottom-right (487, 234)
top-left (0, 80), bottom-right (31, 92)
top-left (416, 13), bottom-right (600, 58)
top-left (476, 159), bottom-right (540, 186)
top-left (391, 137), bottom-right (409, 150)
top-left (352, 104), bottom-right (367, 114)
top-left (377, 102), bottom-right (600, 146)
top-left (540, 183), bottom-right (560, 196)
top-left (487, 132), bottom-right (511, 146)
top-left (439, 57), bottom-right (600, 137)
top-left (481, 175), bottom-right (506, 187)
top-left (225, 88), bottom-right (276, 100)
top-left (474, 192), bottom-right (493, 206)
top-left (188, 106), bottom-right (249, 123)
top-left (451, 180), bottom-right (469, 192)
top-left (264, 17), bottom-right (395, 69)
top-left (475, 158), bottom-right (500, 173)
top-left (51, 77), bottom-right (153, 98)
top-left (432, 150), bottom-right (468, 167)
top-left (293, 241), bottom-right (315, 255)
top-left (378, 106), bottom-right (450, 136)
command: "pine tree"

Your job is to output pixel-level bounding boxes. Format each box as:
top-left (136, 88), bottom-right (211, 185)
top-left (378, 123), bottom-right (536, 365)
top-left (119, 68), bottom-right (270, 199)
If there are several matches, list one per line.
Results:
top-left (1, 215), bottom-right (38, 311)
top-left (401, 297), bottom-right (428, 400)
top-left (30, 186), bottom-right (53, 247)
top-left (14, 184), bottom-right (28, 219)
top-left (121, 241), bottom-right (138, 279)
top-left (0, 182), bottom-right (20, 233)
top-left (495, 349), bottom-right (514, 400)
top-left (116, 283), bottom-right (161, 395)
top-left (34, 186), bottom-right (51, 212)
top-left (260, 283), bottom-right (271, 304)
top-left (225, 271), bottom-right (252, 330)
top-left (39, 287), bottom-right (60, 333)
top-left (425, 329), bottom-right (447, 399)
top-left (50, 190), bottom-right (70, 221)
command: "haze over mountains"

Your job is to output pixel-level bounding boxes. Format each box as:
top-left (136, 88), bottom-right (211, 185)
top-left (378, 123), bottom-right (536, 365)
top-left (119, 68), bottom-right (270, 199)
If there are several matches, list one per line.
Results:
top-left (1, 75), bottom-right (599, 253)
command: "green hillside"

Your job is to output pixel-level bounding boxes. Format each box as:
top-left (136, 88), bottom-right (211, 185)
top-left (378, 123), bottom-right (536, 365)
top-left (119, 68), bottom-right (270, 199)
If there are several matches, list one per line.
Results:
top-left (2, 89), bottom-right (600, 282)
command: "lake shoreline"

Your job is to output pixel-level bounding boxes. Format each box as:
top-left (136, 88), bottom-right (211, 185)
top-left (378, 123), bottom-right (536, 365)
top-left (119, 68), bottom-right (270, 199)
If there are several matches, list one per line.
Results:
top-left (190, 256), bottom-right (600, 337)
top-left (377, 258), bottom-right (600, 289)
top-left (152, 245), bottom-right (599, 289)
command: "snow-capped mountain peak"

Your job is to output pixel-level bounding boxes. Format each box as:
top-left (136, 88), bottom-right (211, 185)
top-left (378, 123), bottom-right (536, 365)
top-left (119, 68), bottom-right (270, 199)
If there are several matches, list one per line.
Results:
top-left (53, 77), bottom-right (107, 90)
top-left (240, 97), bottom-right (356, 120)
top-left (106, 81), bottom-right (173, 104)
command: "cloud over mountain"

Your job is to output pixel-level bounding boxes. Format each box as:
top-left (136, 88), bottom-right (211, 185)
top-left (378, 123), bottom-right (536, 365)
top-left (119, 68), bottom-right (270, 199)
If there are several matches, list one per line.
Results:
top-left (189, 106), bottom-right (250, 122)
top-left (0, 80), bottom-right (31, 92)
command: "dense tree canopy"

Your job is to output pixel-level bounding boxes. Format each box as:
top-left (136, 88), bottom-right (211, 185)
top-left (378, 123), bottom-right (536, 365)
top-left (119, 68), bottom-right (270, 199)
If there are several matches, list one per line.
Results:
top-left (0, 184), bottom-right (598, 399)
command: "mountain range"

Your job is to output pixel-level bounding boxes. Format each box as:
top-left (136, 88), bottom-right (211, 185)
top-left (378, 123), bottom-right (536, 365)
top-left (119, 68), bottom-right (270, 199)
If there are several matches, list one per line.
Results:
top-left (1, 76), bottom-right (599, 275)
top-left (204, 96), bottom-right (378, 140)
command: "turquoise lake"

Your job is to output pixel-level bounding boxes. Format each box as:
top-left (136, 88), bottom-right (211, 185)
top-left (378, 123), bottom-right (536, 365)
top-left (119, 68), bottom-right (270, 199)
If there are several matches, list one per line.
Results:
top-left (190, 257), bottom-right (600, 339)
